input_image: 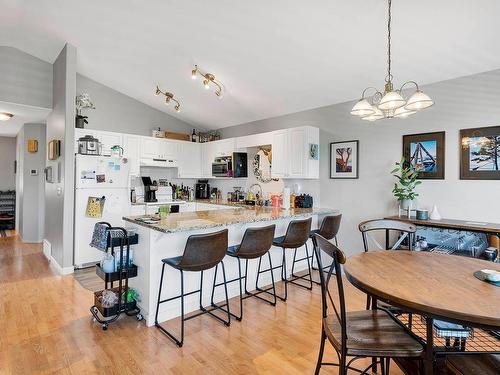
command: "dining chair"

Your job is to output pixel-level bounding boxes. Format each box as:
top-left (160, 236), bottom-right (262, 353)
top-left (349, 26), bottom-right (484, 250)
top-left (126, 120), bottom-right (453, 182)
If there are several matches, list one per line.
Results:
top-left (312, 233), bottom-right (424, 375)
top-left (359, 219), bottom-right (417, 313)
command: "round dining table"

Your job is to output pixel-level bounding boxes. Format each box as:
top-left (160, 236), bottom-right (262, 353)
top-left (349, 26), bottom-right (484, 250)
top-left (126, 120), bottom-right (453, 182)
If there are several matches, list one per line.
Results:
top-left (343, 250), bottom-right (500, 375)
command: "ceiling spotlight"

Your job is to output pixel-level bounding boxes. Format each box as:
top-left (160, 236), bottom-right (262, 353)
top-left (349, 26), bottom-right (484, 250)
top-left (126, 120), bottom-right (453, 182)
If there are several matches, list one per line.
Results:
top-left (0, 112), bottom-right (14, 121)
top-left (191, 64), bottom-right (223, 98)
top-left (155, 86), bottom-right (181, 113)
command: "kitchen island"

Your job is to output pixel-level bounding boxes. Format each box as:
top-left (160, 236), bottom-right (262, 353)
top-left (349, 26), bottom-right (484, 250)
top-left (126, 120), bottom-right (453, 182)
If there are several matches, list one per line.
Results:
top-left (123, 205), bottom-right (338, 326)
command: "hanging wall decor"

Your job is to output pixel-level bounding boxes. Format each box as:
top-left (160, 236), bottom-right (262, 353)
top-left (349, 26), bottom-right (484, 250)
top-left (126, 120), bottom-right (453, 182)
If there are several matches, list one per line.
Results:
top-left (330, 140), bottom-right (359, 179)
top-left (48, 140), bottom-right (61, 160)
top-left (460, 125), bottom-right (500, 180)
top-left (403, 131), bottom-right (445, 179)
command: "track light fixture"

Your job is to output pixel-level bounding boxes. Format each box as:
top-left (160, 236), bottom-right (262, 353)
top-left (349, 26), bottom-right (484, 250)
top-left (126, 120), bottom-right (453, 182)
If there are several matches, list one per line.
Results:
top-left (191, 65), bottom-right (223, 98)
top-left (155, 86), bottom-right (181, 112)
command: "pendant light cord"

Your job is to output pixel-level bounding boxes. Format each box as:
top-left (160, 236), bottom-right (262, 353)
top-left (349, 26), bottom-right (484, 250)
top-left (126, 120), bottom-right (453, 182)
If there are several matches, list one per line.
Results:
top-left (386, 0), bottom-right (393, 83)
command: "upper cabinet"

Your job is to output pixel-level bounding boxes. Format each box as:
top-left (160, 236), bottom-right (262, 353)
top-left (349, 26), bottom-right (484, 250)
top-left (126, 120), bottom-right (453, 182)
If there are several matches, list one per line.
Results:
top-left (271, 126), bottom-right (319, 179)
top-left (178, 141), bottom-right (202, 178)
top-left (139, 137), bottom-right (178, 161)
top-left (74, 128), bottom-right (123, 156)
top-left (74, 126), bottom-right (319, 180)
top-left (123, 134), bottom-right (140, 176)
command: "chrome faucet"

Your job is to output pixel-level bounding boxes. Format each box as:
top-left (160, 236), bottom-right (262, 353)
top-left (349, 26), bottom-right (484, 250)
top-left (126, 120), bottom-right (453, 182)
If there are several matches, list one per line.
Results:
top-left (249, 183), bottom-right (263, 201)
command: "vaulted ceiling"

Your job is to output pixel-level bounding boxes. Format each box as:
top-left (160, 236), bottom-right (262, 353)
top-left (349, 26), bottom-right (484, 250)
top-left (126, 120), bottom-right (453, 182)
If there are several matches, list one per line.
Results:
top-left (2, 0), bottom-right (500, 129)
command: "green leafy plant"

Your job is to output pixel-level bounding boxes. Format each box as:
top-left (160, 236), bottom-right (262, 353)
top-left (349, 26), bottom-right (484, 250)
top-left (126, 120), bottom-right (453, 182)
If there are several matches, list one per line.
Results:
top-left (391, 157), bottom-right (421, 201)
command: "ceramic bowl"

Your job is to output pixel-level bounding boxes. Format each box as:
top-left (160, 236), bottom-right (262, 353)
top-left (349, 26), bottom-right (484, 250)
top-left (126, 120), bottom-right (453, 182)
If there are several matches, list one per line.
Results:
top-left (480, 269), bottom-right (500, 282)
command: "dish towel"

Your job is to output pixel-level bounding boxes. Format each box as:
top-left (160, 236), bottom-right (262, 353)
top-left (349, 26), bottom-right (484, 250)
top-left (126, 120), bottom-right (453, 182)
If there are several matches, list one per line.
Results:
top-left (90, 223), bottom-right (109, 251)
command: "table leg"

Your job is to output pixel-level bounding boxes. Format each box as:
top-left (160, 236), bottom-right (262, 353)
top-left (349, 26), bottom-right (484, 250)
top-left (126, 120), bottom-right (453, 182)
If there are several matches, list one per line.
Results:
top-left (372, 296), bottom-right (378, 373)
top-left (424, 317), bottom-right (434, 375)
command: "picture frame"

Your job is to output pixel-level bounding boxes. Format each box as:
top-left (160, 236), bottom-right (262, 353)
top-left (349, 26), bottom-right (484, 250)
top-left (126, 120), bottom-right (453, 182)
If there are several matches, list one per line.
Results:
top-left (309, 143), bottom-right (319, 160)
top-left (330, 140), bottom-right (359, 179)
top-left (460, 125), bottom-right (500, 180)
top-left (48, 140), bottom-right (61, 160)
top-left (403, 131), bottom-right (445, 179)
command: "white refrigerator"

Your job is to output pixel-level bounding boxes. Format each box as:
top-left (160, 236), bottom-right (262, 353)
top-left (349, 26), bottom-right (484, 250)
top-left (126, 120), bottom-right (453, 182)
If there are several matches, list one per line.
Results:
top-left (74, 154), bottom-right (131, 268)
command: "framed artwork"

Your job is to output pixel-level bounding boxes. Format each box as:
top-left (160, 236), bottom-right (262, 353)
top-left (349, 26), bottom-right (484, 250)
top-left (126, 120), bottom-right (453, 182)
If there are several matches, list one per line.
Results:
top-left (330, 140), bottom-right (359, 179)
top-left (48, 140), bottom-right (61, 160)
top-left (309, 143), bottom-right (319, 160)
top-left (460, 125), bottom-right (500, 180)
top-left (403, 131), bottom-right (445, 179)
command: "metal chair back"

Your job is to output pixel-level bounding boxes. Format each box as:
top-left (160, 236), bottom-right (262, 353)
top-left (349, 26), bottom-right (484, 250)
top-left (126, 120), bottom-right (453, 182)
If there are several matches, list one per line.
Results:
top-left (358, 219), bottom-right (416, 251)
top-left (313, 233), bottom-right (348, 350)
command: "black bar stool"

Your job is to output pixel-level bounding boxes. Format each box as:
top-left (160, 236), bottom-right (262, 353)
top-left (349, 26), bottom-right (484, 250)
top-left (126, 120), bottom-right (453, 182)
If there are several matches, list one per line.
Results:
top-left (272, 217), bottom-right (312, 301)
top-left (155, 229), bottom-right (230, 347)
top-left (211, 224), bottom-right (277, 321)
top-left (310, 214), bottom-right (342, 284)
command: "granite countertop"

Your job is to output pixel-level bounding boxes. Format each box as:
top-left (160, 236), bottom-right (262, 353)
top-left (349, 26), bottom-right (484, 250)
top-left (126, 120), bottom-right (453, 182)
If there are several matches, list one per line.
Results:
top-left (123, 206), bottom-right (337, 234)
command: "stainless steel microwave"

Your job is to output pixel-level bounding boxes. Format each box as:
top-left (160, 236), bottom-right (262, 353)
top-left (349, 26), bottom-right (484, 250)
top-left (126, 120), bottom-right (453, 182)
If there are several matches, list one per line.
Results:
top-left (212, 159), bottom-right (230, 177)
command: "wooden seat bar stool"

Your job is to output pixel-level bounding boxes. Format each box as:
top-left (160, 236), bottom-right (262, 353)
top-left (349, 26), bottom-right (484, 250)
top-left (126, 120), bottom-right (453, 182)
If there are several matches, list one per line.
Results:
top-left (211, 224), bottom-right (277, 321)
top-left (312, 233), bottom-right (424, 375)
top-left (271, 217), bottom-right (313, 301)
top-left (310, 214), bottom-right (342, 284)
top-left (155, 229), bottom-right (231, 347)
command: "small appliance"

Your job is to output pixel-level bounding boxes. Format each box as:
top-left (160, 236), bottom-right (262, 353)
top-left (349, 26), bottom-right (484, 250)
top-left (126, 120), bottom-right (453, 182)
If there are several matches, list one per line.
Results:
top-left (77, 135), bottom-right (102, 155)
top-left (195, 180), bottom-right (210, 199)
top-left (141, 176), bottom-right (158, 202)
top-left (211, 152), bottom-right (248, 178)
top-left (212, 157), bottom-right (231, 177)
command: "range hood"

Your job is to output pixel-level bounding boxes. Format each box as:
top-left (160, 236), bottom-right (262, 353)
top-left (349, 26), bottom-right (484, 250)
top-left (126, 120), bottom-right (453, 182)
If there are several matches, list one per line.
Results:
top-left (140, 158), bottom-right (178, 168)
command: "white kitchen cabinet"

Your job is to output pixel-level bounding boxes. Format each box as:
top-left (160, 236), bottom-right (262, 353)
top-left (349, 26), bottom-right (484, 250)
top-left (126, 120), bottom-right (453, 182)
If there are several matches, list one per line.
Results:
top-left (163, 140), bottom-right (178, 160)
top-left (288, 127), bottom-right (307, 178)
top-left (201, 142), bottom-right (217, 178)
top-left (178, 141), bottom-right (202, 178)
top-left (140, 137), bottom-right (163, 159)
top-left (211, 138), bottom-right (236, 157)
top-left (271, 129), bottom-right (289, 178)
top-left (271, 126), bottom-right (319, 179)
top-left (98, 131), bottom-right (123, 156)
top-left (123, 134), bottom-right (141, 176)
top-left (130, 205), bottom-right (146, 216)
top-left (236, 132), bottom-right (273, 149)
top-left (74, 129), bottom-right (122, 156)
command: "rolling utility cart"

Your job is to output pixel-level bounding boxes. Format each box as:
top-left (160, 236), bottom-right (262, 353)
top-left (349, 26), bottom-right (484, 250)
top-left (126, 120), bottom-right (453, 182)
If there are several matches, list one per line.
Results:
top-left (90, 222), bottom-right (143, 330)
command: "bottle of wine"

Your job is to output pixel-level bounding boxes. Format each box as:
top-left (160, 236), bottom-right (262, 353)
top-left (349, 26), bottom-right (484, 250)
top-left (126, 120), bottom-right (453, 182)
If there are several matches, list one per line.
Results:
top-left (191, 129), bottom-right (198, 142)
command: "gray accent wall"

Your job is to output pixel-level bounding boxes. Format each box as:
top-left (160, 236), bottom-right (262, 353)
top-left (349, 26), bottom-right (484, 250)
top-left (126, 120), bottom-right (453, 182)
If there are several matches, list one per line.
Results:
top-left (15, 124), bottom-right (46, 242)
top-left (0, 46), bottom-right (53, 109)
top-left (76, 74), bottom-right (197, 136)
top-left (45, 44), bottom-right (77, 270)
top-left (220, 69), bottom-right (500, 256)
top-left (0, 137), bottom-right (16, 190)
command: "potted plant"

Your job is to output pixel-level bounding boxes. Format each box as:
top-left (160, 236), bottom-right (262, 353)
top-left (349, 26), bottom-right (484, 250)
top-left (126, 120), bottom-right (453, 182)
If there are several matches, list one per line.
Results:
top-left (75, 93), bottom-right (95, 128)
top-left (391, 157), bottom-right (421, 210)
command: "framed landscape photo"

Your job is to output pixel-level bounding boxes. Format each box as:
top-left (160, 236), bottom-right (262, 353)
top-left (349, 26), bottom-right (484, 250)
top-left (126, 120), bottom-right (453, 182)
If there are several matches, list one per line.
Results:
top-left (460, 125), bottom-right (500, 180)
top-left (330, 140), bottom-right (359, 179)
top-left (403, 131), bottom-right (445, 179)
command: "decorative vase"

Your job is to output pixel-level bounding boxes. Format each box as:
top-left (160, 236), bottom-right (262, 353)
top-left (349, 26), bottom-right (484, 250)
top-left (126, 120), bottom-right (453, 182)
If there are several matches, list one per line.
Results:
top-left (75, 115), bottom-right (87, 129)
top-left (400, 199), bottom-right (412, 210)
top-left (430, 205), bottom-right (442, 220)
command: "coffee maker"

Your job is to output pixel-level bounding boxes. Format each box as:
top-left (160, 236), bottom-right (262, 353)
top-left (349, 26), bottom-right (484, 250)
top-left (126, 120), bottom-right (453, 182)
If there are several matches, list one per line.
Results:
top-left (195, 179), bottom-right (210, 199)
top-left (142, 176), bottom-right (158, 202)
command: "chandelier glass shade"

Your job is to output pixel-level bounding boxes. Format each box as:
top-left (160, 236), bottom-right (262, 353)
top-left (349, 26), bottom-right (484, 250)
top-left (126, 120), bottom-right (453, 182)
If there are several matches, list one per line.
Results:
top-left (351, 0), bottom-right (434, 122)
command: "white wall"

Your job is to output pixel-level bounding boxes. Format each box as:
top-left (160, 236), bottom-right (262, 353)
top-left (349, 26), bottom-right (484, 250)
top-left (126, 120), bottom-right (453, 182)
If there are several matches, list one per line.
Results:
top-left (76, 74), bottom-right (200, 136)
top-left (220, 69), bottom-right (500, 256)
top-left (0, 46), bottom-right (52, 109)
top-left (45, 44), bottom-right (76, 271)
top-left (15, 124), bottom-right (46, 242)
top-left (0, 137), bottom-right (16, 190)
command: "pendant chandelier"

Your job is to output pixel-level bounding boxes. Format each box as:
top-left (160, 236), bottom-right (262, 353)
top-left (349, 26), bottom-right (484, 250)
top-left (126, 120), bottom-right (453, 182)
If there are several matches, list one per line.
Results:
top-left (351, 0), bottom-right (434, 121)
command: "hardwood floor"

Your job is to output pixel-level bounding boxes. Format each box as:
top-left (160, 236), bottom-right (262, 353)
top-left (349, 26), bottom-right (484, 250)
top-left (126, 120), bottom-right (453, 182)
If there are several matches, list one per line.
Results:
top-left (0, 235), bottom-right (405, 375)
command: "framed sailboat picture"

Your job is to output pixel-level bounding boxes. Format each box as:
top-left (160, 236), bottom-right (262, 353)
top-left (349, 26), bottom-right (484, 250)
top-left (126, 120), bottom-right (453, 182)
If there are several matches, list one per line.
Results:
top-left (403, 131), bottom-right (445, 179)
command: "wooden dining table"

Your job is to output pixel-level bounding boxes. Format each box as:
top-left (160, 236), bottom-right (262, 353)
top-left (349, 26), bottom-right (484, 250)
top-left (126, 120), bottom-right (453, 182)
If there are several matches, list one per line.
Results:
top-left (343, 250), bottom-right (500, 375)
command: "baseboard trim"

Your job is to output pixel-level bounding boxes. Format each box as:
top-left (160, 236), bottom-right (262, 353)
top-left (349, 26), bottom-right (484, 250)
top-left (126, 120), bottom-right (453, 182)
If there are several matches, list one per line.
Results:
top-left (43, 238), bottom-right (74, 275)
